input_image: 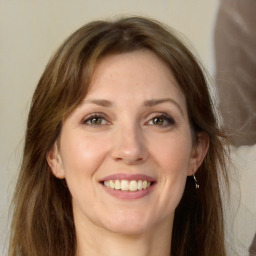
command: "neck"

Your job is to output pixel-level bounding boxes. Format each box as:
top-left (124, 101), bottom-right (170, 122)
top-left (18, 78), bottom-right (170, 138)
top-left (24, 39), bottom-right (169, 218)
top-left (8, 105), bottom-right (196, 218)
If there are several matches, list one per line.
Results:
top-left (75, 217), bottom-right (173, 256)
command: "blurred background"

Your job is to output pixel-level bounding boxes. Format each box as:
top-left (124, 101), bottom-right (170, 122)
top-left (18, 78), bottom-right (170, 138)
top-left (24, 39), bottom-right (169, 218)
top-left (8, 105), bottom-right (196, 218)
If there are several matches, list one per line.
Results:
top-left (0, 0), bottom-right (255, 255)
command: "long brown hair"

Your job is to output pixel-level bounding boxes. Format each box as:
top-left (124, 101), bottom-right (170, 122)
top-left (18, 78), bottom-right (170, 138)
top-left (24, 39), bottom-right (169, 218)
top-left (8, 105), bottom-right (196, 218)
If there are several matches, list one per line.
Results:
top-left (9, 16), bottom-right (229, 256)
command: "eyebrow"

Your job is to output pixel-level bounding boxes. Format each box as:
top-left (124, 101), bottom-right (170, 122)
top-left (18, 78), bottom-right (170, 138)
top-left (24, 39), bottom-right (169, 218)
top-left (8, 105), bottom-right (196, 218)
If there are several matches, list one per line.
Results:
top-left (143, 98), bottom-right (184, 116)
top-left (84, 99), bottom-right (113, 107)
top-left (83, 98), bottom-right (184, 116)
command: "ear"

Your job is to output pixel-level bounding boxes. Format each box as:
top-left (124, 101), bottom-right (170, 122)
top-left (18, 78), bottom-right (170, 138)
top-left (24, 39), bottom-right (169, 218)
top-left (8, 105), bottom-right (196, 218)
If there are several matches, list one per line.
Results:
top-left (46, 142), bottom-right (65, 179)
top-left (188, 132), bottom-right (209, 176)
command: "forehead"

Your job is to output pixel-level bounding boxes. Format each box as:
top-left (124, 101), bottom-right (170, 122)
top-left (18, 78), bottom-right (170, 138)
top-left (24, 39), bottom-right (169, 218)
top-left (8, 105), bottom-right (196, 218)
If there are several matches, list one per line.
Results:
top-left (87, 50), bottom-right (186, 103)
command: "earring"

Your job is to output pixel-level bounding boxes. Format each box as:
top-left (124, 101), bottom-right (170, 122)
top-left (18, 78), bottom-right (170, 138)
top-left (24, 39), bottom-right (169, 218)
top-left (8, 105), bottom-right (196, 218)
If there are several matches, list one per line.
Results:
top-left (193, 174), bottom-right (199, 189)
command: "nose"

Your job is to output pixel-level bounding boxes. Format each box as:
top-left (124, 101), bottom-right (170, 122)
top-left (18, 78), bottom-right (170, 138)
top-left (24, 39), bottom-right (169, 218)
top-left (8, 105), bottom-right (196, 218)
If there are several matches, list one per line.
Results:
top-left (111, 123), bottom-right (148, 165)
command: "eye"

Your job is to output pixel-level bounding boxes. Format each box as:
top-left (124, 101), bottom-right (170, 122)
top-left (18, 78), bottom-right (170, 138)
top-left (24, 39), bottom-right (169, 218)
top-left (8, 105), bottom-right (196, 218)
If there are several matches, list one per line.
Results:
top-left (82, 114), bottom-right (109, 126)
top-left (147, 113), bottom-right (176, 127)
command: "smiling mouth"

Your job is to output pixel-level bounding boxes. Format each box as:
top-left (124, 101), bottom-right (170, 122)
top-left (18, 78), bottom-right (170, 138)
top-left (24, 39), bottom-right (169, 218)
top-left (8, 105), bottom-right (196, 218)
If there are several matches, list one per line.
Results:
top-left (102, 180), bottom-right (154, 192)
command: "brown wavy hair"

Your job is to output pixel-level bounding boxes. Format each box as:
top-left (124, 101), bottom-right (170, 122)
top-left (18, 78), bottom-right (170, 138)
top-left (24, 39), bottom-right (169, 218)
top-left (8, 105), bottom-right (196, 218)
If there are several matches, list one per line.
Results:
top-left (8, 16), bottom-right (229, 256)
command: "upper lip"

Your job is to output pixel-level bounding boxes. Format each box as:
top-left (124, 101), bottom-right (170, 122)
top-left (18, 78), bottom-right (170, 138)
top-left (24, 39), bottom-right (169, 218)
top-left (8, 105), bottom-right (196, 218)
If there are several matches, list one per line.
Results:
top-left (99, 173), bottom-right (156, 182)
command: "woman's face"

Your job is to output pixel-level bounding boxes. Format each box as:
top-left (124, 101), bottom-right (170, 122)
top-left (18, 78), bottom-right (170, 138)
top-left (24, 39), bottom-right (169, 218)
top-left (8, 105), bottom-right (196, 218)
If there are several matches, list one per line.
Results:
top-left (48, 50), bottom-right (206, 235)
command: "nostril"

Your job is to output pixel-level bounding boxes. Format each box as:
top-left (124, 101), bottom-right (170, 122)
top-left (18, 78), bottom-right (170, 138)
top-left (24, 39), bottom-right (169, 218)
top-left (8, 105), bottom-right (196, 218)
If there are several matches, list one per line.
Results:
top-left (110, 139), bottom-right (148, 164)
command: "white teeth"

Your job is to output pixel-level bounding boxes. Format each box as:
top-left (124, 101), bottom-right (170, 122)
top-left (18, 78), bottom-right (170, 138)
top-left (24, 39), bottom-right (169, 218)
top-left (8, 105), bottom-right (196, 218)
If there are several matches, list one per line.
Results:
top-left (120, 180), bottom-right (129, 191)
top-left (142, 180), bottom-right (147, 189)
top-left (104, 181), bottom-right (110, 187)
top-left (109, 180), bottom-right (115, 189)
top-left (114, 180), bottom-right (121, 190)
top-left (129, 180), bottom-right (137, 191)
top-left (138, 180), bottom-right (143, 190)
top-left (103, 179), bottom-right (152, 191)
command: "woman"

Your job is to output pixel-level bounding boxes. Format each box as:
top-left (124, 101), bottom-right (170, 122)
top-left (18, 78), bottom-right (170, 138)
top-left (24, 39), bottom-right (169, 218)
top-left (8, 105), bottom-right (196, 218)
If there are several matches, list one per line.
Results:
top-left (8, 16), bottom-right (229, 256)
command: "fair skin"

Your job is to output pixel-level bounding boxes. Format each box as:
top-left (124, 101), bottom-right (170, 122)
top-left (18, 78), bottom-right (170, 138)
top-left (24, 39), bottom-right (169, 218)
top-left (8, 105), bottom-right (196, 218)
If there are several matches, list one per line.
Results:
top-left (47, 50), bottom-right (209, 256)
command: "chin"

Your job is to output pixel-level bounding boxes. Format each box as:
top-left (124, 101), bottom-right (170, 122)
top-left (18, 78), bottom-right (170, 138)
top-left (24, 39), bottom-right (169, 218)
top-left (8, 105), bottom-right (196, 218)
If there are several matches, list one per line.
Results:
top-left (106, 223), bottom-right (150, 236)
top-left (101, 211), bottom-right (158, 235)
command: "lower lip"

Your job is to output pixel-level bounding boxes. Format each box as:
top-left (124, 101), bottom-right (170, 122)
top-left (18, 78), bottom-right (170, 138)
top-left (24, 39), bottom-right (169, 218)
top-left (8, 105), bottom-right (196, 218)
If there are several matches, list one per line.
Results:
top-left (101, 184), bottom-right (156, 200)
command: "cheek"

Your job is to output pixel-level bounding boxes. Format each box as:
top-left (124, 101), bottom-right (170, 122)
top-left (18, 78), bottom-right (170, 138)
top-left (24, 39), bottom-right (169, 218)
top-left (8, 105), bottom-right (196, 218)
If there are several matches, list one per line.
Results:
top-left (149, 131), bottom-right (193, 173)
top-left (59, 132), bottom-right (110, 178)
top-left (59, 132), bottom-right (111, 210)
top-left (149, 133), bottom-right (192, 209)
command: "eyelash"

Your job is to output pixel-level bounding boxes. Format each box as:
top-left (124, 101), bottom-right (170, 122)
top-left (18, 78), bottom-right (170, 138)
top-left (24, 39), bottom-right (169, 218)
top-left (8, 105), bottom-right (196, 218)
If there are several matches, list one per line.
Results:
top-left (81, 112), bottom-right (176, 127)
top-left (82, 113), bottom-right (110, 126)
top-left (146, 113), bottom-right (176, 127)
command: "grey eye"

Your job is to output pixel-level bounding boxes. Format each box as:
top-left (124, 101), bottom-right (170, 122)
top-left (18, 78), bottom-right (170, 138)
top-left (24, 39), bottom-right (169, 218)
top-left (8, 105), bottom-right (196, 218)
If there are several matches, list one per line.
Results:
top-left (152, 117), bottom-right (165, 125)
top-left (89, 117), bottom-right (104, 125)
top-left (148, 114), bottom-right (175, 127)
top-left (83, 115), bottom-right (108, 126)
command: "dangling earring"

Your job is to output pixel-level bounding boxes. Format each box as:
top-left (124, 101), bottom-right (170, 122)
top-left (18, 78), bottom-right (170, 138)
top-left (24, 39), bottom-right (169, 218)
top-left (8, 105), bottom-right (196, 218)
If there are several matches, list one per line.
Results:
top-left (193, 174), bottom-right (199, 189)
